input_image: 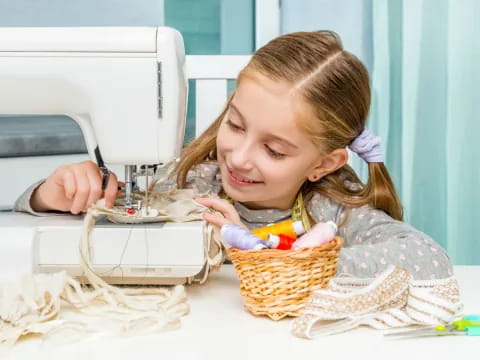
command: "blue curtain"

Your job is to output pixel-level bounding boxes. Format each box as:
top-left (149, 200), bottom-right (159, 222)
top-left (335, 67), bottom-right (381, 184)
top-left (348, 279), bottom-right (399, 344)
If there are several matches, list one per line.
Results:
top-left (370, 0), bottom-right (480, 265)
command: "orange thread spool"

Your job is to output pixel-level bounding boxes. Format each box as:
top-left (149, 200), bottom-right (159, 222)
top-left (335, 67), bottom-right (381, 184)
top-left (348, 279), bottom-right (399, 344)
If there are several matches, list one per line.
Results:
top-left (251, 219), bottom-right (305, 240)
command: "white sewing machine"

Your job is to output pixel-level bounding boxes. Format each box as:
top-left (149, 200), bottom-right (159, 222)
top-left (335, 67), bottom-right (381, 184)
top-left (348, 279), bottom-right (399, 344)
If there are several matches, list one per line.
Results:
top-left (0, 27), bottom-right (209, 284)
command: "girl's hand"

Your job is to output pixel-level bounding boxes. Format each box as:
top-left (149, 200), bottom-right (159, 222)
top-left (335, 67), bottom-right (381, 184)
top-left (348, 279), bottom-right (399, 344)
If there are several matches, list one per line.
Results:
top-left (31, 160), bottom-right (119, 214)
top-left (194, 197), bottom-right (247, 229)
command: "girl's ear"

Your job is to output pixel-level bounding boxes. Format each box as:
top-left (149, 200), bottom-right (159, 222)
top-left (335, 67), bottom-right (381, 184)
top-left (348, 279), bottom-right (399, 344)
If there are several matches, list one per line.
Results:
top-left (308, 148), bottom-right (348, 181)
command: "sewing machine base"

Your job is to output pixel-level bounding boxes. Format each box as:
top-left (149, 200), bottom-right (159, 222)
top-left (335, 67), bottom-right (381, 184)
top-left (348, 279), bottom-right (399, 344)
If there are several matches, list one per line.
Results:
top-left (0, 212), bottom-right (206, 285)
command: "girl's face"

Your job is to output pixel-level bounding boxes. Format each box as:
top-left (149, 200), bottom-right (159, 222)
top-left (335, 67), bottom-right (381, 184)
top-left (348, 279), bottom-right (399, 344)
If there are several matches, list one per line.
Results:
top-left (216, 75), bottom-right (329, 210)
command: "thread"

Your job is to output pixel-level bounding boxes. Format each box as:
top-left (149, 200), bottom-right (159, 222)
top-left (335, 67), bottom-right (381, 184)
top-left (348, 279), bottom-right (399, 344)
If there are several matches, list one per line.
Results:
top-left (266, 233), bottom-right (297, 250)
top-left (221, 224), bottom-right (267, 250)
top-left (251, 219), bottom-right (305, 240)
top-left (140, 206), bottom-right (158, 217)
top-left (291, 221), bottom-right (337, 250)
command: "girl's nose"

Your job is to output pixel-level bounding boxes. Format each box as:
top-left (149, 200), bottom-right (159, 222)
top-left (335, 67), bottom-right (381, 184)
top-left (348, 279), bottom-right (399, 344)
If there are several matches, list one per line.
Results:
top-left (230, 141), bottom-right (255, 170)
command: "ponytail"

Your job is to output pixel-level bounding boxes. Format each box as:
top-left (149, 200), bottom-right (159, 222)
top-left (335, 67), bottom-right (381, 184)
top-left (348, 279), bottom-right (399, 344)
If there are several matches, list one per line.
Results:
top-left (362, 162), bottom-right (403, 220)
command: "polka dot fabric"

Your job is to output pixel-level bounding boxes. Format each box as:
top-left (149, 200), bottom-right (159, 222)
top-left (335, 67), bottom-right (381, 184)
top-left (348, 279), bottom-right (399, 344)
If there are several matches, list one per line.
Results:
top-left (306, 194), bottom-right (453, 280)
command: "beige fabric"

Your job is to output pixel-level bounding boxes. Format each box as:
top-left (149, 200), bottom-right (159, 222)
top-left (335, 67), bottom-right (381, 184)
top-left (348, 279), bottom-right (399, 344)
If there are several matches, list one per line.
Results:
top-left (107, 188), bottom-right (205, 223)
top-left (292, 265), bottom-right (463, 339)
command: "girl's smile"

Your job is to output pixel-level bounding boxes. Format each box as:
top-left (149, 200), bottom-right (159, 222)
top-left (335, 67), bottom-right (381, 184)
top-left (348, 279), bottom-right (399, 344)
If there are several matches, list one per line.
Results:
top-left (227, 167), bottom-right (264, 186)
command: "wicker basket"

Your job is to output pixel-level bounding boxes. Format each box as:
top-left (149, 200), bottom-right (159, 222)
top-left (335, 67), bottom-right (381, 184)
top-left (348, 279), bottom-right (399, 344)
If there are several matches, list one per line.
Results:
top-left (227, 236), bottom-right (344, 320)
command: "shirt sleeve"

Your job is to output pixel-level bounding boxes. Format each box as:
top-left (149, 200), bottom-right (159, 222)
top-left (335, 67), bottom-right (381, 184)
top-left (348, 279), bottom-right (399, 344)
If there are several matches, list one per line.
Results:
top-left (13, 179), bottom-right (68, 216)
top-left (307, 193), bottom-right (453, 280)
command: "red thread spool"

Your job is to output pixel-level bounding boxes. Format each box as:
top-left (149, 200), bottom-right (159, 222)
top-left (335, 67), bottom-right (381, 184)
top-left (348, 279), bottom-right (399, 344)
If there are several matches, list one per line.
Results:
top-left (266, 233), bottom-right (297, 250)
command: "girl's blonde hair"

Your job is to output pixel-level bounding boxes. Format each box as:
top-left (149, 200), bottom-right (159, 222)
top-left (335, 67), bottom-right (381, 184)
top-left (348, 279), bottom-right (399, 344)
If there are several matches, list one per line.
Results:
top-left (173, 31), bottom-right (403, 221)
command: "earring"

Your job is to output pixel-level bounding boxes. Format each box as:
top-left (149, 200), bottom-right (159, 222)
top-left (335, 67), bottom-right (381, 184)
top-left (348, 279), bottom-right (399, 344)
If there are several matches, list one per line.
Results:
top-left (310, 175), bottom-right (319, 182)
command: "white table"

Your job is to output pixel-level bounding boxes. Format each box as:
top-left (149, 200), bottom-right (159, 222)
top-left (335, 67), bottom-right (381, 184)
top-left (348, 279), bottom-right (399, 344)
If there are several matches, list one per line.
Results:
top-left (3, 265), bottom-right (479, 360)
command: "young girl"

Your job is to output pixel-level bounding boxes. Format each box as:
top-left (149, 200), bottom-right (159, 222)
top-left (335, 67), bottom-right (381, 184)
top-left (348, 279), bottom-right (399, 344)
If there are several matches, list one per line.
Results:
top-left (15, 31), bottom-right (452, 280)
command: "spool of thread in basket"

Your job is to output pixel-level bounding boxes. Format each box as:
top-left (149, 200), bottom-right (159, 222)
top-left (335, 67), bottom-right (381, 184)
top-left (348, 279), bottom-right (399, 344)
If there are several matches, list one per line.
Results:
top-left (266, 233), bottom-right (297, 250)
top-left (251, 219), bottom-right (305, 240)
top-left (221, 224), bottom-right (268, 250)
top-left (291, 221), bottom-right (338, 250)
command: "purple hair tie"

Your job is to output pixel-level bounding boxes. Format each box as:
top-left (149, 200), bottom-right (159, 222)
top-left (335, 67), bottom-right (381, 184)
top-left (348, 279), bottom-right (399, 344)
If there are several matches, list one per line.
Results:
top-left (348, 128), bottom-right (383, 163)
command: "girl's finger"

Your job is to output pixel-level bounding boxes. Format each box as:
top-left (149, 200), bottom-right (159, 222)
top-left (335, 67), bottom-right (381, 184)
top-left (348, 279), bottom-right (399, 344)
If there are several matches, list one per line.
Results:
top-left (62, 171), bottom-right (76, 201)
top-left (202, 212), bottom-right (230, 228)
top-left (70, 172), bottom-right (90, 214)
top-left (195, 197), bottom-right (236, 215)
top-left (85, 170), bottom-right (103, 211)
top-left (104, 172), bottom-right (119, 208)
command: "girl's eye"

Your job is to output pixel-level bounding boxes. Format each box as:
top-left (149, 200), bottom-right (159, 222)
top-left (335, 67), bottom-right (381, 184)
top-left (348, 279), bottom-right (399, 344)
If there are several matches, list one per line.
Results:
top-left (227, 119), bottom-right (285, 159)
top-left (265, 145), bottom-right (286, 159)
top-left (226, 119), bottom-right (243, 131)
